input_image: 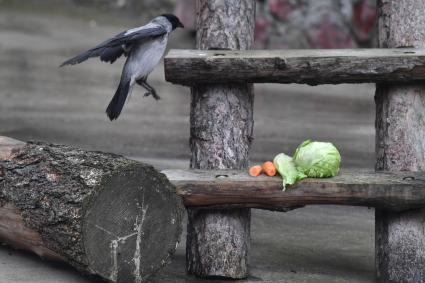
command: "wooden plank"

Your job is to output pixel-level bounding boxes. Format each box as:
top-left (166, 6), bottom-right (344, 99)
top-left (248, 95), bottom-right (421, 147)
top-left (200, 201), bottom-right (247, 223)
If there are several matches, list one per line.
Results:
top-left (162, 169), bottom-right (425, 211)
top-left (164, 48), bottom-right (425, 86)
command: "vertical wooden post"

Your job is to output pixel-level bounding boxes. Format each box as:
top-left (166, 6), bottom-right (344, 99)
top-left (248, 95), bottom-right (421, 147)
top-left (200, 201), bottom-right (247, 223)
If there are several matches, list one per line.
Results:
top-left (186, 0), bottom-right (255, 279)
top-left (375, 0), bottom-right (425, 282)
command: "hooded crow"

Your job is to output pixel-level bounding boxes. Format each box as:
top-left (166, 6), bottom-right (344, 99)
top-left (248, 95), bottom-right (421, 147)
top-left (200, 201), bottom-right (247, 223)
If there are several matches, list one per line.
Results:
top-left (61, 14), bottom-right (184, 121)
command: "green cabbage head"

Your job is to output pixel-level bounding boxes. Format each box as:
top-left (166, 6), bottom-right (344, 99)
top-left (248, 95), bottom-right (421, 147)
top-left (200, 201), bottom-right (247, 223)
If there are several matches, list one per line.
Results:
top-left (293, 140), bottom-right (341, 178)
top-left (273, 153), bottom-right (307, 191)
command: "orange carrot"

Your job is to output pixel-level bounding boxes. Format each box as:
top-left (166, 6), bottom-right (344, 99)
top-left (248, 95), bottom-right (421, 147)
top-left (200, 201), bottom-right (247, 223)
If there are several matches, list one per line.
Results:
top-left (263, 161), bottom-right (276, 176)
top-left (249, 165), bottom-right (262, 177)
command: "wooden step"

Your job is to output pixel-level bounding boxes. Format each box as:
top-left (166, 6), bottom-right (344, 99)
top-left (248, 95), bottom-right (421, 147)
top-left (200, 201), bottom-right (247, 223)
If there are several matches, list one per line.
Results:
top-left (162, 169), bottom-right (425, 212)
top-left (164, 48), bottom-right (425, 86)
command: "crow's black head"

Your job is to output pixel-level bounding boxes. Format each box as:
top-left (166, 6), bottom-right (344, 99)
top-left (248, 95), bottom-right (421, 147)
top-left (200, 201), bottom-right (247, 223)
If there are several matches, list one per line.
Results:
top-left (162, 14), bottom-right (184, 30)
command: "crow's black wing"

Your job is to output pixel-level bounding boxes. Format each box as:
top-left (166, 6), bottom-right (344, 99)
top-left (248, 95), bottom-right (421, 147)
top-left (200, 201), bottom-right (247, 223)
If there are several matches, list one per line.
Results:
top-left (99, 46), bottom-right (125, 64)
top-left (60, 24), bottom-right (167, 66)
top-left (60, 31), bottom-right (127, 66)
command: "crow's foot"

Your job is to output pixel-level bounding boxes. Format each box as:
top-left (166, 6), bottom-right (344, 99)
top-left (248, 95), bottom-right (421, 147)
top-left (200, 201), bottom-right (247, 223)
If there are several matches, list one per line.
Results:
top-left (144, 91), bottom-right (160, 100)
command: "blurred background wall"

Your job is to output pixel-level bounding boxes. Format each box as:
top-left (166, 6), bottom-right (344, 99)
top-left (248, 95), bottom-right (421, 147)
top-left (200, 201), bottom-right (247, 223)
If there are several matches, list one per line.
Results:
top-left (71, 0), bottom-right (175, 16)
top-left (14, 0), bottom-right (377, 48)
top-left (254, 0), bottom-right (377, 48)
top-left (173, 0), bottom-right (377, 48)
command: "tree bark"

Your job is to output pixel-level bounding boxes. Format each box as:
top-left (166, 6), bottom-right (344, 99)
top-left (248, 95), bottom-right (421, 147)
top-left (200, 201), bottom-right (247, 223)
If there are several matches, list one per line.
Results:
top-left (375, 0), bottom-right (425, 282)
top-left (0, 137), bottom-right (183, 283)
top-left (186, 0), bottom-right (255, 279)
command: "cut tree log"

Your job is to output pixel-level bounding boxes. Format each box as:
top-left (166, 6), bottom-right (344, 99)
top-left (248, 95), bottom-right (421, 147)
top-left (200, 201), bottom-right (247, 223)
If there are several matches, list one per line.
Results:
top-left (0, 137), bottom-right (184, 283)
top-left (163, 169), bottom-right (425, 212)
top-left (375, 0), bottom-right (425, 282)
top-left (164, 48), bottom-right (425, 86)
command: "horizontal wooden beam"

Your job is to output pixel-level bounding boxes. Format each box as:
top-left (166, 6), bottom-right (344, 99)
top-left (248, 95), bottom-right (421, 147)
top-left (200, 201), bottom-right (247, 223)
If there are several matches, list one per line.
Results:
top-left (162, 169), bottom-right (425, 212)
top-left (164, 48), bottom-right (425, 86)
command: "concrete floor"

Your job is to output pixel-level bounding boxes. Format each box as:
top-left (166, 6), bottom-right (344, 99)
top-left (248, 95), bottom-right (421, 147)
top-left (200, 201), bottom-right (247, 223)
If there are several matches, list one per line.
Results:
top-left (0, 3), bottom-right (376, 282)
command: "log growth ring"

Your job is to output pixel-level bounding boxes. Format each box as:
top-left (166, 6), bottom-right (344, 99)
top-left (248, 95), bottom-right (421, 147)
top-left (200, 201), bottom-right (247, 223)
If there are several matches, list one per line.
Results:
top-left (83, 164), bottom-right (183, 282)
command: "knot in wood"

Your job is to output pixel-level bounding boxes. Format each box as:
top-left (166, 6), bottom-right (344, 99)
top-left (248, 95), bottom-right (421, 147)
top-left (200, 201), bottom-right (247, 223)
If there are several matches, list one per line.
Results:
top-left (274, 57), bottom-right (287, 70)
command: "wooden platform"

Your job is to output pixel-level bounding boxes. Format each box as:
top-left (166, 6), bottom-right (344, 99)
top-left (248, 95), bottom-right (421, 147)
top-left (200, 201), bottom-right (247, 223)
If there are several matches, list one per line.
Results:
top-left (163, 169), bottom-right (425, 212)
top-left (164, 48), bottom-right (425, 86)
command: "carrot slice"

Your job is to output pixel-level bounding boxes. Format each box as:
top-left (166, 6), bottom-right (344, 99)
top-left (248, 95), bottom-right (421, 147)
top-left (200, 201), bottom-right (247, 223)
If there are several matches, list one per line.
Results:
top-left (263, 161), bottom-right (276, 176)
top-left (249, 165), bottom-right (262, 177)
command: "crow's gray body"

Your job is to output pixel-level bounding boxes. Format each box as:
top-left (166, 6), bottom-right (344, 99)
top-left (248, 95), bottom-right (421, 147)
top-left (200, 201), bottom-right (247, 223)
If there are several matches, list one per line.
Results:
top-left (61, 15), bottom-right (183, 120)
top-left (122, 22), bottom-right (170, 87)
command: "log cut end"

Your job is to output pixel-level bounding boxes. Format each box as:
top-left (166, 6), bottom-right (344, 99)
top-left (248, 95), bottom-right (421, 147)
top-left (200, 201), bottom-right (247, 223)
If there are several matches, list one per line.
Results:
top-left (83, 163), bottom-right (184, 283)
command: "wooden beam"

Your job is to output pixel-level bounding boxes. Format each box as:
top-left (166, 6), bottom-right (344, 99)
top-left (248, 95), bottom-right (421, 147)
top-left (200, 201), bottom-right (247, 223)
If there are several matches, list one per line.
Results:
top-left (162, 169), bottom-right (425, 212)
top-left (164, 48), bottom-right (425, 86)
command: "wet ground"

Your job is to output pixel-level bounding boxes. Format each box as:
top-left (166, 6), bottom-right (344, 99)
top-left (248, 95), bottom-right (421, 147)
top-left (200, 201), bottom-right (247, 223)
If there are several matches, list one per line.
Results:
top-left (0, 2), bottom-right (376, 282)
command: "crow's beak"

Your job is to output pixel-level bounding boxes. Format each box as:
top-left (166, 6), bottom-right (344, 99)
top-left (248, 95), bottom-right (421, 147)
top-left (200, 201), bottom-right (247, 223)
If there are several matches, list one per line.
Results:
top-left (179, 22), bottom-right (184, 28)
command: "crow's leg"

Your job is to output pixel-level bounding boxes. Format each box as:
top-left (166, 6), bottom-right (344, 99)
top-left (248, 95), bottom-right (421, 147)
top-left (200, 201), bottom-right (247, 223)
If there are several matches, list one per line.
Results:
top-left (136, 79), bottom-right (160, 100)
top-left (143, 81), bottom-right (160, 100)
top-left (136, 79), bottom-right (152, 97)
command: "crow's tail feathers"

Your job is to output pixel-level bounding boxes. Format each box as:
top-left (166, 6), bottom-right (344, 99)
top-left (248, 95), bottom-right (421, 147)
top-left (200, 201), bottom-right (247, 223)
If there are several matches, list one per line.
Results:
top-left (60, 49), bottom-right (96, 67)
top-left (106, 80), bottom-right (131, 121)
top-left (60, 46), bottom-right (124, 67)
